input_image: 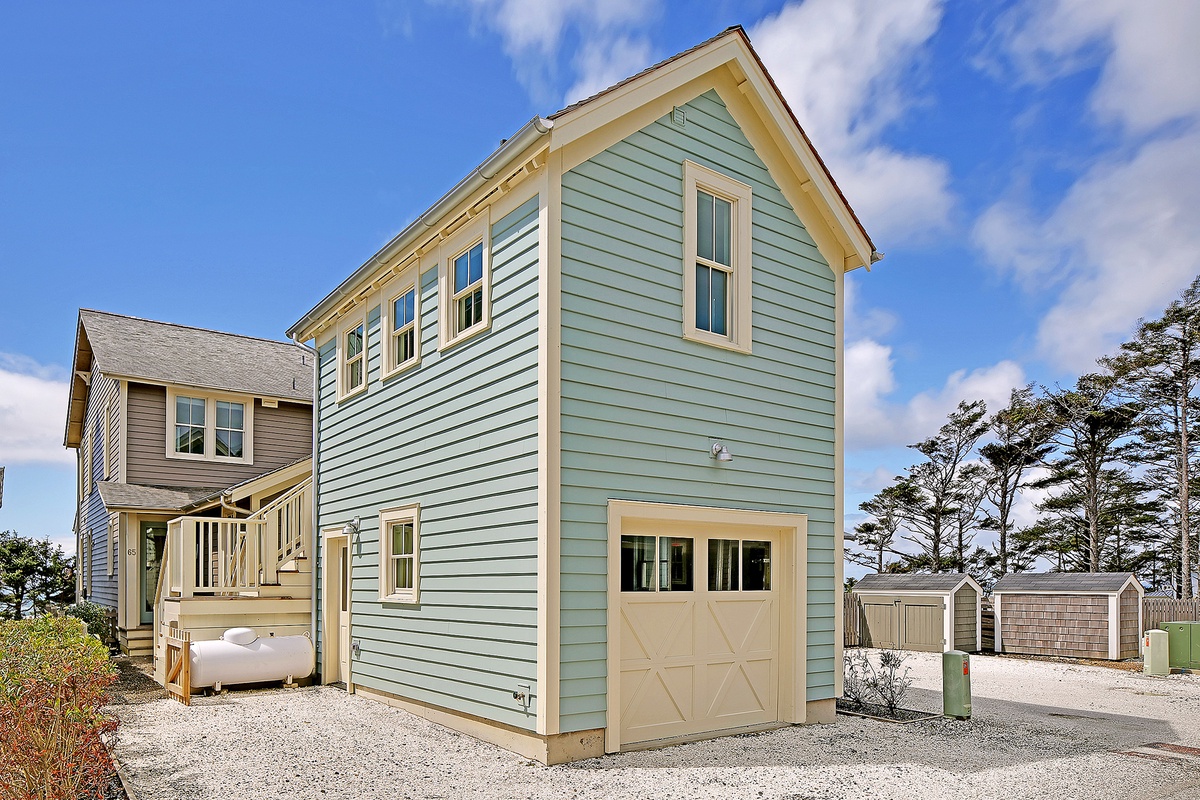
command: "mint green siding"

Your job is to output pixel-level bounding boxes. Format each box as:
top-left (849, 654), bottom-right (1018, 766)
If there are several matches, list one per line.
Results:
top-left (315, 196), bottom-right (542, 730)
top-left (558, 91), bottom-right (839, 732)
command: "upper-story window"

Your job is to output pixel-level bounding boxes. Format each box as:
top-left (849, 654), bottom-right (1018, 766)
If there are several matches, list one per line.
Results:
top-left (682, 160), bottom-right (753, 353)
top-left (382, 266), bottom-right (421, 380)
top-left (335, 308), bottom-right (368, 402)
top-left (438, 212), bottom-right (491, 350)
top-left (167, 388), bottom-right (254, 463)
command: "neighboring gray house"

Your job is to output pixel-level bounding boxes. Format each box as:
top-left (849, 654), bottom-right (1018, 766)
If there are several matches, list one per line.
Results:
top-left (287, 27), bottom-right (878, 763)
top-left (64, 309), bottom-right (314, 655)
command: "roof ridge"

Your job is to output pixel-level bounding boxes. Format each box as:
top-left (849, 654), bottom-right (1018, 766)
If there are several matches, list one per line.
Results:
top-left (79, 308), bottom-right (305, 349)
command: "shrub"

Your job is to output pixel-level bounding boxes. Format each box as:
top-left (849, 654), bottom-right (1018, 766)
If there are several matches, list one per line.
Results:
top-left (842, 649), bottom-right (873, 708)
top-left (841, 647), bottom-right (913, 715)
top-left (64, 601), bottom-right (113, 644)
top-left (0, 615), bottom-right (119, 800)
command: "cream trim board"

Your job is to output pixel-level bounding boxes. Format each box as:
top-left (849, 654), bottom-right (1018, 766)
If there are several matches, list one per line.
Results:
top-left (103, 396), bottom-right (114, 479)
top-left (832, 267), bottom-right (844, 693)
top-left (107, 513), bottom-right (118, 576)
top-left (682, 160), bottom-right (753, 353)
top-left (335, 308), bottom-right (369, 402)
top-left (534, 158), bottom-right (562, 736)
top-left (378, 503), bottom-right (421, 604)
top-left (604, 499), bottom-right (807, 753)
top-left (164, 387), bottom-right (255, 465)
top-left (380, 262), bottom-right (422, 380)
top-left (437, 207), bottom-right (492, 351)
top-left (117, 381), bottom-right (128, 483)
top-left (320, 528), bottom-right (351, 687)
top-left (1108, 593), bottom-right (1120, 660)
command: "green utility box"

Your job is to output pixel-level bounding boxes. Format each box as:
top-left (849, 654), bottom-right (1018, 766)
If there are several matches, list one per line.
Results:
top-left (943, 650), bottom-right (972, 719)
top-left (1160, 621), bottom-right (1200, 670)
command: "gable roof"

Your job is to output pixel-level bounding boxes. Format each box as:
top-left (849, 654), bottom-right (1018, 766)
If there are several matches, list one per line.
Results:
top-left (993, 572), bottom-right (1141, 594)
top-left (287, 25), bottom-right (877, 343)
top-left (853, 573), bottom-right (976, 593)
top-left (65, 309), bottom-right (314, 447)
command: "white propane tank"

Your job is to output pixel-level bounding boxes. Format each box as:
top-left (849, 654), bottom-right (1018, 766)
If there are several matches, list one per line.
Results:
top-left (189, 628), bottom-right (314, 689)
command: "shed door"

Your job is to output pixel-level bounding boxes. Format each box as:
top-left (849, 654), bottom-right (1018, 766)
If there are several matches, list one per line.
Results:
top-left (618, 531), bottom-right (779, 746)
top-left (899, 598), bottom-right (944, 652)
top-left (861, 599), bottom-right (899, 649)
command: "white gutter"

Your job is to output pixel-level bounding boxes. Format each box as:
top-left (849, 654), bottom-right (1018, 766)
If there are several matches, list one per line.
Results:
top-left (291, 336), bottom-right (321, 651)
top-left (286, 116), bottom-right (554, 341)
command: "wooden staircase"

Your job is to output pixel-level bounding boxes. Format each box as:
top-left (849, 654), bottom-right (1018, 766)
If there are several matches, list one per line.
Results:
top-left (153, 478), bottom-right (313, 684)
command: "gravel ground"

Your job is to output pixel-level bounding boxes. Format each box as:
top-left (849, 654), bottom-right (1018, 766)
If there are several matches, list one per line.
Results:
top-left (111, 651), bottom-right (1200, 800)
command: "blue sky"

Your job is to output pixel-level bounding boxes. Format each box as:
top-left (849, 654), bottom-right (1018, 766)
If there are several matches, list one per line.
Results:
top-left (1, 2), bottom-right (1197, 573)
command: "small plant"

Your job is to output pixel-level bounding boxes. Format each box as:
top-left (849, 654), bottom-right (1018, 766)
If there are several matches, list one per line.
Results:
top-left (842, 649), bottom-right (873, 708)
top-left (0, 615), bottom-right (119, 800)
top-left (65, 600), bottom-right (114, 643)
top-left (865, 649), bottom-right (913, 716)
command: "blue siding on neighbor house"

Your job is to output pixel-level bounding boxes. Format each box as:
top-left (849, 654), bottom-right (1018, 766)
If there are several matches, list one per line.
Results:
top-left (316, 195), bottom-right (542, 730)
top-left (80, 369), bottom-right (120, 610)
top-left (557, 90), bottom-right (839, 732)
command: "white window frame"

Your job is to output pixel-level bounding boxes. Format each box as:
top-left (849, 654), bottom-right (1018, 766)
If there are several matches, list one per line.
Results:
top-left (165, 387), bottom-right (255, 464)
top-left (336, 310), bottom-right (368, 402)
top-left (103, 397), bottom-right (115, 480)
top-left (381, 264), bottom-right (422, 380)
top-left (81, 425), bottom-right (92, 498)
top-left (682, 160), bottom-right (753, 353)
top-left (438, 210), bottom-right (491, 350)
top-left (378, 503), bottom-right (420, 603)
top-left (107, 514), bottom-right (118, 576)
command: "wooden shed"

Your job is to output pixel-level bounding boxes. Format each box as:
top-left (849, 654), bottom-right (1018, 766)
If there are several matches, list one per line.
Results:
top-left (852, 573), bottom-right (983, 653)
top-left (993, 572), bottom-right (1144, 660)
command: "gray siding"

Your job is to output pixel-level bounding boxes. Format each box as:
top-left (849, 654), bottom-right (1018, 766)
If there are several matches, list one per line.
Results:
top-left (953, 586), bottom-right (977, 651)
top-left (316, 196), bottom-right (541, 730)
top-left (80, 369), bottom-right (120, 609)
top-left (558, 91), bottom-right (839, 732)
top-left (125, 383), bottom-right (311, 488)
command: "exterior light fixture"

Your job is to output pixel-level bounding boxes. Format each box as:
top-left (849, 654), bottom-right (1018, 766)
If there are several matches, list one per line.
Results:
top-left (710, 442), bottom-right (733, 462)
top-left (343, 516), bottom-right (361, 539)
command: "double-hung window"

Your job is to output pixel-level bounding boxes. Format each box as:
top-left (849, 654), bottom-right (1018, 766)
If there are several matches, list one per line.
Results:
top-left (683, 160), bottom-right (753, 353)
top-left (379, 504), bottom-right (420, 603)
top-left (167, 388), bottom-right (253, 463)
top-left (382, 267), bottom-right (421, 379)
top-left (342, 320), bottom-right (365, 398)
top-left (438, 212), bottom-right (491, 349)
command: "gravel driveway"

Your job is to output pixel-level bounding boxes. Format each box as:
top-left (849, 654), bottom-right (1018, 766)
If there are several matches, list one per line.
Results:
top-left (111, 652), bottom-right (1200, 800)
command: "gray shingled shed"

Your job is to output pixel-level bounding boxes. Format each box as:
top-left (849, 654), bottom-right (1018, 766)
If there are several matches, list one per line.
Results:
top-left (993, 572), bottom-right (1144, 660)
top-left (852, 573), bottom-right (982, 653)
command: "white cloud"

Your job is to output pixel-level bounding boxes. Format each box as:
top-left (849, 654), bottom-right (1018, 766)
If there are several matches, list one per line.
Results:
top-left (845, 274), bottom-right (897, 340)
top-left (0, 354), bottom-right (72, 466)
top-left (750, 0), bottom-right (954, 244)
top-left (845, 338), bottom-right (1024, 450)
top-left (976, 2), bottom-right (1200, 372)
top-left (445, 0), bottom-right (658, 105)
top-left (1001, 0), bottom-right (1200, 136)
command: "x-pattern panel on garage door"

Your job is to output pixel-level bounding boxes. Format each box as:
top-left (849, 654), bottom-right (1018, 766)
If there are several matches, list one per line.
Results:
top-left (618, 531), bottom-right (779, 745)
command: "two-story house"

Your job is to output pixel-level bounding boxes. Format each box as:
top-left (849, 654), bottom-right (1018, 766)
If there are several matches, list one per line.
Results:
top-left (287, 27), bottom-right (878, 763)
top-left (65, 309), bottom-right (315, 657)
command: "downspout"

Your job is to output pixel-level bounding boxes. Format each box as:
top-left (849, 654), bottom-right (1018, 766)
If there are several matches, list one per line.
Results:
top-left (293, 336), bottom-right (320, 652)
top-left (219, 493), bottom-right (252, 517)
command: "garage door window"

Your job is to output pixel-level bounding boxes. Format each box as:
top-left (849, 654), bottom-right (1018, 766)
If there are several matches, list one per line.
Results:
top-left (708, 538), bottom-right (772, 591)
top-left (620, 535), bottom-right (694, 592)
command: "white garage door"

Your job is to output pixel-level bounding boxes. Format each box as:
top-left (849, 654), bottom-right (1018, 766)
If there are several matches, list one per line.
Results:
top-left (617, 530), bottom-right (779, 745)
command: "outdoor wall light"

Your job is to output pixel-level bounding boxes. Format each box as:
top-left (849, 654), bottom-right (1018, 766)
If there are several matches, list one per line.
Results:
top-left (343, 516), bottom-right (361, 539)
top-left (710, 442), bottom-right (733, 462)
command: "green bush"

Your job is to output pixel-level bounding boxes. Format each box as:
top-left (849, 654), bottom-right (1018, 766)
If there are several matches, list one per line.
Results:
top-left (0, 615), bottom-right (119, 800)
top-left (64, 601), bottom-right (113, 643)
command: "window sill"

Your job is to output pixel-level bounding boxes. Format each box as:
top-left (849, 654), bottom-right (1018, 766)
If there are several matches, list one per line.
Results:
top-left (165, 451), bottom-right (254, 466)
top-left (380, 358), bottom-right (421, 383)
top-left (379, 592), bottom-right (419, 605)
top-left (336, 383), bottom-right (368, 405)
top-left (438, 320), bottom-right (491, 352)
top-left (682, 328), bottom-right (752, 355)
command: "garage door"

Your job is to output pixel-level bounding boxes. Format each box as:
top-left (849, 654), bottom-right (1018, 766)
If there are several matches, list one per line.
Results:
top-left (617, 531), bottom-right (779, 746)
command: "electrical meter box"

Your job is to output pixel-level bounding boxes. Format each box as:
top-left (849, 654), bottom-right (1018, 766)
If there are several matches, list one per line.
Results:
top-left (1160, 621), bottom-right (1200, 670)
top-left (1143, 629), bottom-right (1169, 676)
top-left (942, 650), bottom-right (971, 719)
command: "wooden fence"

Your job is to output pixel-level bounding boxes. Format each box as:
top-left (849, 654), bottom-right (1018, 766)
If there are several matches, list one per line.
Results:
top-left (843, 592), bottom-right (861, 647)
top-left (1143, 597), bottom-right (1200, 629)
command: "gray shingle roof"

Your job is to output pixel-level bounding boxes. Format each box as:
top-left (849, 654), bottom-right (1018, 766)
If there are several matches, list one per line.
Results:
top-left (853, 573), bottom-right (974, 592)
top-left (80, 309), bottom-right (313, 402)
top-left (97, 481), bottom-right (221, 512)
top-left (993, 572), bottom-right (1140, 593)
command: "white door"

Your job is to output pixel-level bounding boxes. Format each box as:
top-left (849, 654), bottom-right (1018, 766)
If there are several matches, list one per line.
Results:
top-left (618, 530), bottom-right (779, 745)
top-left (337, 539), bottom-right (350, 684)
top-left (323, 536), bottom-right (351, 685)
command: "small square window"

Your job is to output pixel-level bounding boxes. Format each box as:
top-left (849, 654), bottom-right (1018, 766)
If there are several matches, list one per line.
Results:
top-left (618, 534), bottom-right (695, 593)
top-left (379, 504), bottom-right (420, 603)
top-left (174, 396), bottom-right (206, 455)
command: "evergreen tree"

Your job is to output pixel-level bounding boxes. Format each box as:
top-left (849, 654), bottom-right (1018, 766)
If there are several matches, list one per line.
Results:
top-left (0, 531), bottom-right (75, 619)
top-left (848, 483), bottom-right (911, 572)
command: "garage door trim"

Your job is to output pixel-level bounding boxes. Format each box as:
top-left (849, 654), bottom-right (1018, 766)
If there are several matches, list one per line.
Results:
top-left (605, 500), bottom-right (808, 753)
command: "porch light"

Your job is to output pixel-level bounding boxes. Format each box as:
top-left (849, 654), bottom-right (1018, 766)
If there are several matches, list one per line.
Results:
top-left (710, 442), bottom-right (733, 462)
top-left (343, 516), bottom-right (361, 540)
